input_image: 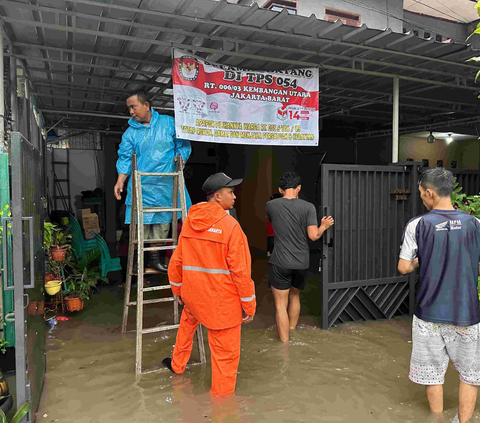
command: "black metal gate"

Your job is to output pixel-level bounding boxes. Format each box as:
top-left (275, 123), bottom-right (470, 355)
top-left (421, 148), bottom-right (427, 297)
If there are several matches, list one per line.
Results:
top-left (320, 163), bottom-right (480, 329)
top-left (7, 132), bottom-right (46, 422)
top-left (321, 163), bottom-right (421, 329)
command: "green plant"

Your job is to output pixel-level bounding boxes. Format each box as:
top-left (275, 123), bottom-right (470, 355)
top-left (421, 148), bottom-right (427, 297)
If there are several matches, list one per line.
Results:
top-left (43, 221), bottom-right (57, 250)
top-left (0, 204), bottom-right (12, 245)
top-left (65, 266), bottom-right (108, 300)
top-left (451, 179), bottom-right (480, 218)
top-left (0, 402), bottom-right (31, 423)
top-left (51, 231), bottom-right (72, 248)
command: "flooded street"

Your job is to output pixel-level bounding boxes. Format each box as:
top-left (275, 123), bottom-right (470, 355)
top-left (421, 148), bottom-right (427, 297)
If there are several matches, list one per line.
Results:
top-left (37, 258), bottom-right (480, 422)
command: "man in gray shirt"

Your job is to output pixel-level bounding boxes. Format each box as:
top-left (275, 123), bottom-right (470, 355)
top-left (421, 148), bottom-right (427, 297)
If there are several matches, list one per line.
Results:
top-left (266, 172), bottom-right (334, 342)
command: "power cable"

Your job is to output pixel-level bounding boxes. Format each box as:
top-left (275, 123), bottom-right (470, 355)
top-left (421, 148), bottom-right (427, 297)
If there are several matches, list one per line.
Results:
top-left (340, 0), bottom-right (474, 39)
top-left (432, 0), bottom-right (471, 23)
top-left (411, 0), bottom-right (469, 23)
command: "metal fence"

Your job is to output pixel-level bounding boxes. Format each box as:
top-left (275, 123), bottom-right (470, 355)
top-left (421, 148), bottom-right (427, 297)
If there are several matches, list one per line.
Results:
top-left (320, 163), bottom-right (479, 329)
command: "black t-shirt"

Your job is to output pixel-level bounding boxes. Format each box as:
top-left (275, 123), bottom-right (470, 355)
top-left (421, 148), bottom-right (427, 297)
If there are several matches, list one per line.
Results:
top-left (400, 209), bottom-right (480, 326)
top-left (266, 198), bottom-right (318, 269)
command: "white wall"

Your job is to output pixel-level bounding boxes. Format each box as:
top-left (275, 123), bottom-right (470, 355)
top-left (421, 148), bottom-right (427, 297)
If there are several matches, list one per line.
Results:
top-left (254, 0), bottom-right (404, 33)
top-left (46, 148), bottom-right (105, 213)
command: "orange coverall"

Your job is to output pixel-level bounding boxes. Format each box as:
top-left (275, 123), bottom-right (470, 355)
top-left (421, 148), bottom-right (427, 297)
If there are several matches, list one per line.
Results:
top-left (168, 202), bottom-right (256, 396)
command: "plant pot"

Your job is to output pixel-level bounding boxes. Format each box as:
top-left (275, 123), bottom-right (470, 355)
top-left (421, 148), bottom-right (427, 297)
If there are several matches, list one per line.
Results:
top-left (45, 280), bottom-right (62, 296)
top-left (45, 272), bottom-right (56, 283)
top-left (50, 246), bottom-right (67, 262)
top-left (65, 297), bottom-right (84, 312)
top-left (36, 301), bottom-right (45, 316)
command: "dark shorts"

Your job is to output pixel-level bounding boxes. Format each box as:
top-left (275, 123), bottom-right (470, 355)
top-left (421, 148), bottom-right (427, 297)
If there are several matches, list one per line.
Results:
top-left (268, 264), bottom-right (308, 291)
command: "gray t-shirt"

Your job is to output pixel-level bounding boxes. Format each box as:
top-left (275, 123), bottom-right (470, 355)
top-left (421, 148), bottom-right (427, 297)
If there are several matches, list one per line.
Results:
top-left (266, 198), bottom-right (318, 270)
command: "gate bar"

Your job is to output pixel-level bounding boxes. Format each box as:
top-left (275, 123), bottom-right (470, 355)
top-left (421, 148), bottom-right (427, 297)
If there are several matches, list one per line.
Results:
top-left (392, 77), bottom-right (399, 163)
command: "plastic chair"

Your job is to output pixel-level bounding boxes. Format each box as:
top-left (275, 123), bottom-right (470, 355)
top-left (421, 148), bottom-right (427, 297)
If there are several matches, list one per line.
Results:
top-left (94, 233), bottom-right (122, 277)
top-left (68, 215), bottom-right (97, 259)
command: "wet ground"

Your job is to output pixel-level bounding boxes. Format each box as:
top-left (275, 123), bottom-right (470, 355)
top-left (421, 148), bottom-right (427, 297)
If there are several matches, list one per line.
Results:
top-left (37, 257), bottom-right (480, 422)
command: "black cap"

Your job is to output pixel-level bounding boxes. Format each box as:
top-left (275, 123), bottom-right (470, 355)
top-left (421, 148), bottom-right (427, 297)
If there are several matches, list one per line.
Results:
top-left (202, 172), bottom-right (243, 195)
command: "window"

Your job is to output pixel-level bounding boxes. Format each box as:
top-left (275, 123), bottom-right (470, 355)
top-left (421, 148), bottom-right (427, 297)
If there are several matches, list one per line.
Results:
top-left (413, 30), bottom-right (419, 36)
top-left (324, 7), bottom-right (361, 27)
top-left (424, 32), bottom-right (431, 39)
top-left (262, 0), bottom-right (297, 14)
top-left (435, 34), bottom-right (443, 42)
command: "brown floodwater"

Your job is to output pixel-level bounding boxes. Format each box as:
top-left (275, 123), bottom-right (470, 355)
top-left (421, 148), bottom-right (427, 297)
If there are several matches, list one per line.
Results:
top-left (36, 258), bottom-right (480, 422)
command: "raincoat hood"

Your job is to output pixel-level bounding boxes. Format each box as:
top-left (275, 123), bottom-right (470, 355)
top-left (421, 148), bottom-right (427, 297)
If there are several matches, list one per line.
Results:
top-left (128, 108), bottom-right (159, 129)
top-left (188, 202), bottom-right (228, 232)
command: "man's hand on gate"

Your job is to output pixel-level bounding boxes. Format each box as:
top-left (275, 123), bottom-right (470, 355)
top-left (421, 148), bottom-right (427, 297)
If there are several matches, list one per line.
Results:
top-left (320, 216), bottom-right (334, 230)
top-left (176, 295), bottom-right (184, 306)
top-left (242, 314), bottom-right (254, 324)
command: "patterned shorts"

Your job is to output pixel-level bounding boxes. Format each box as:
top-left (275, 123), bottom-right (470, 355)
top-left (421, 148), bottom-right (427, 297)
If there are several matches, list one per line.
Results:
top-left (409, 315), bottom-right (480, 385)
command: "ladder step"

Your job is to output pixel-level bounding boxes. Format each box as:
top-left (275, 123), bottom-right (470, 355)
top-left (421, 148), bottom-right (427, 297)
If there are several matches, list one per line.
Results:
top-left (134, 238), bottom-right (174, 244)
top-left (144, 245), bottom-right (176, 252)
top-left (53, 196), bottom-right (70, 199)
top-left (142, 207), bottom-right (182, 213)
top-left (137, 172), bottom-right (180, 177)
top-left (144, 285), bottom-right (172, 292)
top-left (52, 161), bottom-right (69, 164)
top-left (142, 324), bottom-right (180, 334)
top-left (128, 297), bottom-right (174, 306)
top-left (129, 268), bottom-right (165, 276)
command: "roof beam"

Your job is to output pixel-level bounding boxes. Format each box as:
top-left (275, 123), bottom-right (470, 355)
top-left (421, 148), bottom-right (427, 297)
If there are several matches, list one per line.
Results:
top-left (7, 13), bottom-right (474, 83)
top-left (3, 0), bottom-right (479, 73)
top-left (24, 66), bottom-right (167, 88)
top-left (12, 42), bottom-right (171, 68)
top-left (4, 17), bottom-right (476, 91)
top-left (40, 106), bottom-right (173, 118)
top-left (355, 116), bottom-right (480, 139)
top-left (33, 92), bottom-right (172, 107)
top-left (61, 0), bottom-right (479, 71)
top-left (8, 53), bottom-right (171, 78)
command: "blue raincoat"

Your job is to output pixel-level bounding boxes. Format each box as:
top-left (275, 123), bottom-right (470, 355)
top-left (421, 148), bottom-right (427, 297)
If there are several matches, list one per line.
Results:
top-left (116, 110), bottom-right (192, 224)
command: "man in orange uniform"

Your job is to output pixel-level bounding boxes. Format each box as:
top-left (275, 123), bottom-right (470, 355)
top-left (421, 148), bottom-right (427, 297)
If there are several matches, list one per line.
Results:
top-left (162, 172), bottom-right (256, 397)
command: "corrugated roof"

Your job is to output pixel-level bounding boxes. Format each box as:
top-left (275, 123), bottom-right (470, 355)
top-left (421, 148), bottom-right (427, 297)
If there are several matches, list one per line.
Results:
top-left (1, 0), bottom-right (479, 134)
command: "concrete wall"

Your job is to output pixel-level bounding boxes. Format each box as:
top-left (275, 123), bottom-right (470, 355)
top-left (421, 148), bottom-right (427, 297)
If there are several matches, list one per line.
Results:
top-left (399, 135), bottom-right (479, 169)
top-left (403, 10), bottom-right (469, 42)
top-left (254, 0), bottom-right (404, 33)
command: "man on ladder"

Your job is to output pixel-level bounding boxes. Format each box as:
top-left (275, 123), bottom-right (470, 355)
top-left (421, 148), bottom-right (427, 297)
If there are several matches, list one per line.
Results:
top-left (114, 90), bottom-right (192, 272)
top-left (163, 173), bottom-right (256, 397)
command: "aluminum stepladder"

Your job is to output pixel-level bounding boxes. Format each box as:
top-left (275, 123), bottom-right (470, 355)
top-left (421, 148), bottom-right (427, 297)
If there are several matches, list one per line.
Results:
top-left (121, 153), bottom-right (206, 374)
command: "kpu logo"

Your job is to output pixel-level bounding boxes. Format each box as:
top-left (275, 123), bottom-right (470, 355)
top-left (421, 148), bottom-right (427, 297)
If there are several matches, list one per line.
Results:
top-left (179, 56), bottom-right (199, 81)
top-left (207, 227), bottom-right (222, 234)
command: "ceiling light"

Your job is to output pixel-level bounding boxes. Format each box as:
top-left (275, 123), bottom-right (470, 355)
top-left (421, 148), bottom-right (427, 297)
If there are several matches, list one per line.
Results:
top-left (446, 133), bottom-right (453, 143)
top-left (427, 130), bottom-right (435, 143)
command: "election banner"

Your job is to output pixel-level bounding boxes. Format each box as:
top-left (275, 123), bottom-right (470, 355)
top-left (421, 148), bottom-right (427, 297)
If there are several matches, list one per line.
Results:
top-left (172, 49), bottom-right (319, 146)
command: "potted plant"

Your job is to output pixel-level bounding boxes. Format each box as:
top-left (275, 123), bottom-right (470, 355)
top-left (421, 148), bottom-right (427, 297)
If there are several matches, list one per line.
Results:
top-left (64, 265), bottom-right (108, 312)
top-left (0, 401), bottom-right (31, 423)
top-left (50, 231), bottom-right (72, 262)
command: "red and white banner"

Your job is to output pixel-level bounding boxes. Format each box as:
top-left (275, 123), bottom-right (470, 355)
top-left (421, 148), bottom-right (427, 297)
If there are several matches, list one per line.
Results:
top-left (172, 49), bottom-right (319, 146)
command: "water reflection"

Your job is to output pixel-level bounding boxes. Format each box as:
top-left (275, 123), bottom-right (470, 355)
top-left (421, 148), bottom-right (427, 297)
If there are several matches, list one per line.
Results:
top-left (35, 286), bottom-right (480, 422)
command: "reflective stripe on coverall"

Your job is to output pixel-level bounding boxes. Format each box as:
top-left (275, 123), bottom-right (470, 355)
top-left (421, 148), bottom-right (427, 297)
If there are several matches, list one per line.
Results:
top-left (116, 109), bottom-right (192, 224)
top-left (168, 202), bottom-right (256, 396)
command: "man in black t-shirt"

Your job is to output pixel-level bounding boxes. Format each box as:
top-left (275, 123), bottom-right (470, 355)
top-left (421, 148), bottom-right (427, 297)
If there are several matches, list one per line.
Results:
top-left (267, 172), bottom-right (334, 342)
top-left (398, 168), bottom-right (480, 423)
